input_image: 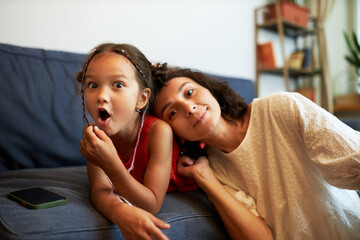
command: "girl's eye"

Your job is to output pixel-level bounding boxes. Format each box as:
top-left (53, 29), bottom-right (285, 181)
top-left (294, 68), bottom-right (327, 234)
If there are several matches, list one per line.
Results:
top-left (87, 82), bottom-right (97, 88)
top-left (169, 110), bottom-right (177, 120)
top-left (186, 89), bottom-right (193, 97)
top-left (113, 82), bottom-right (124, 88)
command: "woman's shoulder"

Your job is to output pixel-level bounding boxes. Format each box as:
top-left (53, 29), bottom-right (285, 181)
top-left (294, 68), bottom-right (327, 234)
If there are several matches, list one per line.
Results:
top-left (253, 91), bottom-right (313, 112)
top-left (251, 91), bottom-right (312, 126)
top-left (254, 91), bottom-right (305, 103)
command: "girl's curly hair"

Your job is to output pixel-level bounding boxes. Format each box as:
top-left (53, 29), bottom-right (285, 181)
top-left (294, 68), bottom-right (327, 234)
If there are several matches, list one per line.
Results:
top-left (76, 43), bottom-right (153, 125)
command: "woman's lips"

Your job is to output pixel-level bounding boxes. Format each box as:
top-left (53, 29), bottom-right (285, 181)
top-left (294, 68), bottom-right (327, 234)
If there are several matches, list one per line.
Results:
top-left (193, 107), bottom-right (207, 128)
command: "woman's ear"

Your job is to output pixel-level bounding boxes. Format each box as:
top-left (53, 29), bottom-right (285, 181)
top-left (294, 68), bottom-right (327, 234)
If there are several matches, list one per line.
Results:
top-left (136, 88), bottom-right (151, 110)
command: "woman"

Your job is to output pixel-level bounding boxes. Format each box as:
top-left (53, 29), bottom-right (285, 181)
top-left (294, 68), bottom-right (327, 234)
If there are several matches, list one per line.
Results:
top-left (151, 65), bottom-right (360, 240)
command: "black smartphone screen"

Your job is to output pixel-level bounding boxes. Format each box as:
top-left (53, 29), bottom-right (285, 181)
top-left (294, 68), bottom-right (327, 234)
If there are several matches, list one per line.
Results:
top-left (7, 186), bottom-right (67, 209)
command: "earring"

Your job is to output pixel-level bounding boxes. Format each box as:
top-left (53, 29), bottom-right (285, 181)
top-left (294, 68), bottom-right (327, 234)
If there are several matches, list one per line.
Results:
top-left (135, 109), bottom-right (141, 113)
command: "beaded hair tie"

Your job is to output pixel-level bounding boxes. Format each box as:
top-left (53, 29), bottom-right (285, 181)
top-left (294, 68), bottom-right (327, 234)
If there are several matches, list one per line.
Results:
top-left (118, 49), bottom-right (146, 79)
top-left (81, 48), bottom-right (97, 126)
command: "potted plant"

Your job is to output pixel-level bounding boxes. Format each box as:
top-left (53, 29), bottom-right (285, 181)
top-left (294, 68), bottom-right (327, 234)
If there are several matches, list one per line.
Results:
top-left (344, 31), bottom-right (360, 93)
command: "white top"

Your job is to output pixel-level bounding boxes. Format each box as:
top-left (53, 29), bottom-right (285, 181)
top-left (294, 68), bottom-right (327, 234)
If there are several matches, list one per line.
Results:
top-left (208, 92), bottom-right (360, 240)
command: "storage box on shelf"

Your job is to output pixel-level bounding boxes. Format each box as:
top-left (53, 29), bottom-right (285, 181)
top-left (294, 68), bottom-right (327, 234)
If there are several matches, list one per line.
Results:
top-left (264, 1), bottom-right (309, 28)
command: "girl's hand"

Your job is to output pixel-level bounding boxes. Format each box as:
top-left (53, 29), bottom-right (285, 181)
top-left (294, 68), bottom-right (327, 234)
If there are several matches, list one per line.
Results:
top-left (80, 125), bottom-right (118, 171)
top-left (113, 203), bottom-right (170, 240)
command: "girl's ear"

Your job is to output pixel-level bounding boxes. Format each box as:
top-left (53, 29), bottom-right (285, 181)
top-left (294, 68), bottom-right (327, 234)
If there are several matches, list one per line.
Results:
top-left (136, 88), bottom-right (151, 110)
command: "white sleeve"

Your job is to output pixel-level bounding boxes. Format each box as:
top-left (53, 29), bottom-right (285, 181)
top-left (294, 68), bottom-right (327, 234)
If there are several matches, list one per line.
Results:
top-left (292, 93), bottom-right (360, 190)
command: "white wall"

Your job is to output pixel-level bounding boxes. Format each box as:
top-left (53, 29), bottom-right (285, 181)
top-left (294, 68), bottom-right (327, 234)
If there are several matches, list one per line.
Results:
top-left (0, 0), bottom-right (350, 97)
top-left (326, 0), bottom-right (352, 96)
top-left (0, 0), bottom-right (265, 80)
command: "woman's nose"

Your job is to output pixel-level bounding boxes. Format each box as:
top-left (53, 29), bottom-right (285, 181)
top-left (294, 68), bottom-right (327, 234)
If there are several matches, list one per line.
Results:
top-left (186, 104), bottom-right (197, 117)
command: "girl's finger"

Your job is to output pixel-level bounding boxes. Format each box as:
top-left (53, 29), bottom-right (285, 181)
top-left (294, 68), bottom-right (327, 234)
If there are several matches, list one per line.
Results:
top-left (93, 126), bottom-right (110, 142)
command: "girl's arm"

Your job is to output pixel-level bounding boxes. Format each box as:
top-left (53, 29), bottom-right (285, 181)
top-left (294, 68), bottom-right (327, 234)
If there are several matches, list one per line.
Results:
top-left (86, 163), bottom-right (170, 240)
top-left (178, 156), bottom-right (273, 240)
top-left (81, 120), bottom-right (173, 214)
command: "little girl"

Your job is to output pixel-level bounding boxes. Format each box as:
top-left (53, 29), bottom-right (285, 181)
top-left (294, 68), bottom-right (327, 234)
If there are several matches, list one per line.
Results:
top-left (76, 43), bottom-right (196, 233)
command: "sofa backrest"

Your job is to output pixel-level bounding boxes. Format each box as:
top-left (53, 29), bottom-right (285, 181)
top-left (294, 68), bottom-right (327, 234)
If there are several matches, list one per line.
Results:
top-left (0, 43), bottom-right (86, 170)
top-left (210, 74), bottom-right (255, 104)
top-left (0, 43), bottom-right (255, 171)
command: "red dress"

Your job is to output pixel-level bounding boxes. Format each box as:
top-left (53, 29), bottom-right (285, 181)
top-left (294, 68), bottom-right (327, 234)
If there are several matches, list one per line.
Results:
top-left (119, 115), bottom-right (197, 192)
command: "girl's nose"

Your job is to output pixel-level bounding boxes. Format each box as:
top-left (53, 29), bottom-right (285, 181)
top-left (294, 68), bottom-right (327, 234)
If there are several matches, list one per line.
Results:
top-left (97, 88), bottom-right (110, 103)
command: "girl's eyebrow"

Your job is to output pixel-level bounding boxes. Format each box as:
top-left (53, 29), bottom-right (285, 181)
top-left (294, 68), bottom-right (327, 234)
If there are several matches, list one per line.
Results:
top-left (85, 73), bottom-right (127, 80)
top-left (160, 81), bottom-right (190, 118)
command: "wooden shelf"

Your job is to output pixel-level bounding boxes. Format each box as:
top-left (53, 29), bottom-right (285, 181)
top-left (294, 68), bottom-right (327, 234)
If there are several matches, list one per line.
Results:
top-left (258, 68), bottom-right (322, 77)
top-left (257, 20), bottom-right (315, 37)
top-left (254, 2), bottom-right (331, 111)
top-left (334, 103), bottom-right (360, 113)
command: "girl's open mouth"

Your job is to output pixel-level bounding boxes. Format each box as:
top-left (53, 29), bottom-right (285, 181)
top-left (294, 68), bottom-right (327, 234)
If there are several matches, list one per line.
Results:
top-left (98, 109), bottom-right (110, 125)
top-left (99, 109), bottom-right (110, 121)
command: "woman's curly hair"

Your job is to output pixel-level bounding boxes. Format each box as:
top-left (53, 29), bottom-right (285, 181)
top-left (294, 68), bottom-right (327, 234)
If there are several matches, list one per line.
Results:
top-left (150, 63), bottom-right (248, 122)
top-left (150, 64), bottom-right (249, 158)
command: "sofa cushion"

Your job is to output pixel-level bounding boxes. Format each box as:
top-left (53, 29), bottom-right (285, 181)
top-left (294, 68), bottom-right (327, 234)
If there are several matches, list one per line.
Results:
top-left (340, 117), bottom-right (360, 131)
top-left (0, 43), bottom-right (87, 170)
top-left (0, 166), bottom-right (229, 240)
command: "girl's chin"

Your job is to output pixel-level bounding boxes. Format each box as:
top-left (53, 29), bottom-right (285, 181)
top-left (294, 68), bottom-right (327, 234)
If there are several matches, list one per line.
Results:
top-left (96, 124), bottom-right (113, 136)
top-left (97, 117), bottom-right (110, 126)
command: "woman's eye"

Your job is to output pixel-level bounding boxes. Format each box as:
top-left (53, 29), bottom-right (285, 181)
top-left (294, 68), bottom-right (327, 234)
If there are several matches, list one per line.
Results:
top-left (186, 89), bottom-right (193, 97)
top-left (169, 110), bottom-right (177, 119)
top-left (87, 82), bottom-right (97, 88)
top-left (113, 82), bottom-right (124, 88)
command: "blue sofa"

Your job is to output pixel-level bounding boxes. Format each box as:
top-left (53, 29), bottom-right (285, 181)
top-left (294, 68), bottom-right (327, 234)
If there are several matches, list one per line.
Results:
top-left (0, 43), bottom-right (256, 240)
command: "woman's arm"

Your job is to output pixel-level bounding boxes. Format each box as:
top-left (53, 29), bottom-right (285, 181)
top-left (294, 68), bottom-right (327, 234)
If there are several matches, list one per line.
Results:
top-left (178, 156), bottom-right (273, 240)
top-left (81, 121), bottom-right (173, 214)
top-left (86, 163), bottom-right (170, 240)
top-left (273, 93), bottom-right (360, 190)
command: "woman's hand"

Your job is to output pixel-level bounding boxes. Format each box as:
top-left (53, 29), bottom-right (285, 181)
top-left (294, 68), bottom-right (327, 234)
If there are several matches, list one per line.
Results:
top-left (112, 202), bottom-right (170, 240)
top-left (178, 155), bottom-right (273, 240)
top-left (80, 125), bottom-right (118, 171)
top-left (177, 156), bottom-right (216, 188)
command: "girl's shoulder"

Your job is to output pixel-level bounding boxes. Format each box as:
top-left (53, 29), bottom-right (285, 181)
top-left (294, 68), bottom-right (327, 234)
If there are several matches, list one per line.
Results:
top-left (144, 114), bottom-right (159, 124)
top-left (146, 115), bottom-right (174, 156)
top-left (145, 114), bottom-right (172, 137)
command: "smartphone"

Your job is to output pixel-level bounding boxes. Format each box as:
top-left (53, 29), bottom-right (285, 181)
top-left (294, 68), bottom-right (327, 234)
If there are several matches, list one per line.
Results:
top-left (7, 186), bottom-right (67, 209)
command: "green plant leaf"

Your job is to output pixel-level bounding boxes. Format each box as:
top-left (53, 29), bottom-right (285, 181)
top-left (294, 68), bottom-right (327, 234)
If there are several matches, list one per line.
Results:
top-left (349, 48), bottom-right (360, 66)
top-left (352, 31), bottom-right (360, 53)
top-left (344, 32), bottom-right (360, 68)
top-left (345, 55), bottom-right (360, 68)
top-left (344, 32), bottom-right (360, 67)
top-left (344, 32), bottom-right (354, 52)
